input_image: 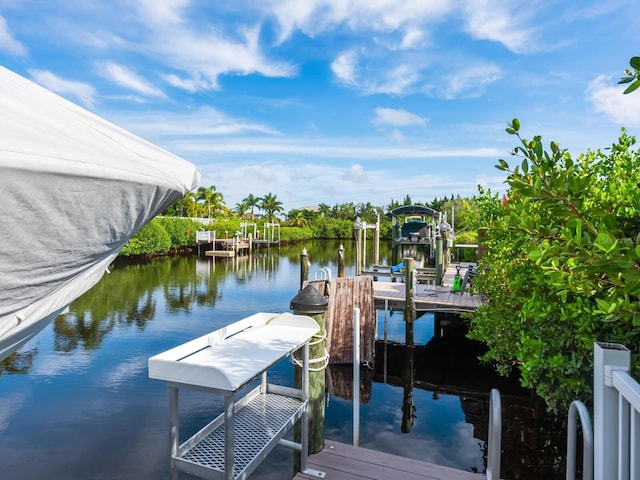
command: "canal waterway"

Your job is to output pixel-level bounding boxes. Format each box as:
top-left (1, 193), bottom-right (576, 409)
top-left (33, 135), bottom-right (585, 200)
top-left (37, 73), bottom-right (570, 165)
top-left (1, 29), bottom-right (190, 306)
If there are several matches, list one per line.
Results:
top-left (0, 240), bottom-right (566, 479)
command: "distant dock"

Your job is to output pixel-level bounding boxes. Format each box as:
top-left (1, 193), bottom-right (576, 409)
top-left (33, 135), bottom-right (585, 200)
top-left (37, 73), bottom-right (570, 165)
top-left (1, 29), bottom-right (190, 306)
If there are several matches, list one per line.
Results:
top-left (372, 263), bottom-right (485, 313)
top-left (196, 224), bottom-right (280, 257)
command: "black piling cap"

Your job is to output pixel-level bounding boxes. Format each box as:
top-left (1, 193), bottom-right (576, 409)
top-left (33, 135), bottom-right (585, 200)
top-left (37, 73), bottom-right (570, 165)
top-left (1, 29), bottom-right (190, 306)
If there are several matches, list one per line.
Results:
top-left (290, 284), bottom-right (328, 314)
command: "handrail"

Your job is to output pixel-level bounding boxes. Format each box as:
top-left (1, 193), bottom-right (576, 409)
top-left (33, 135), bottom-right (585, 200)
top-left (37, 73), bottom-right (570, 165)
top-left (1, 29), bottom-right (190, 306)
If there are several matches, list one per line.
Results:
top-left (566, 400), bottom-right (594, 480)
top-left (487, 388), bottom-right (501, 480)
top-left (313, 267), bottom-right (332, 282)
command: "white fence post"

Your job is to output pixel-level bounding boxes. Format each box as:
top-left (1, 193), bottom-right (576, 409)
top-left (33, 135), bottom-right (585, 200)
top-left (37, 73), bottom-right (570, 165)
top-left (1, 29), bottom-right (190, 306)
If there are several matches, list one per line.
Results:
top-left (594, 342), bottom-right (630, 480)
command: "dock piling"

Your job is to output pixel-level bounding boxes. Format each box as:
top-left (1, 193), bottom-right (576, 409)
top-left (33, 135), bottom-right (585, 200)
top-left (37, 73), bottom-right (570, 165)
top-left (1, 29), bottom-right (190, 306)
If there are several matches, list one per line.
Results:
top-left (300, 248), bottom-right (310, 290)
top-left (290, 284), bottom-right (329, 456)
top-left (404, 257), bottom-right (416, 347)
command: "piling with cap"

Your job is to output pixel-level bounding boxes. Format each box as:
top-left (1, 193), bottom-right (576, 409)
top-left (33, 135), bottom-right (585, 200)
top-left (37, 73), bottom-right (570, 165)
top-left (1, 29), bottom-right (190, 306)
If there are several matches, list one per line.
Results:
top-left (290, 283), bottom-right (329, 456)
top-left (300, 248), bottom-right (309, 290)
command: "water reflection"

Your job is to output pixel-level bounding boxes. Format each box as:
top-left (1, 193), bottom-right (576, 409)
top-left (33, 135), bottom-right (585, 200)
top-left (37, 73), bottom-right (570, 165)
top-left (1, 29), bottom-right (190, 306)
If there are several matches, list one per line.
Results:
top-left (0, 241), bottom-right (567, 480)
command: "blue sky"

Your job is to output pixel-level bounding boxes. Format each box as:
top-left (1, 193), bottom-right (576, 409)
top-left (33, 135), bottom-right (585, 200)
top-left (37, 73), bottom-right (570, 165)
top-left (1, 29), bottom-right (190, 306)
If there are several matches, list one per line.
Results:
top-left (1, 1), bottom-right (639, 213)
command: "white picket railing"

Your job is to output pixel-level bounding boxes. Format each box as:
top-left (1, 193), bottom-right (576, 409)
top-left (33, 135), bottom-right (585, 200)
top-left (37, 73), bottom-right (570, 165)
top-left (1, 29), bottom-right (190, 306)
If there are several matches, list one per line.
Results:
top-left (196, 230), bottom-right (216, 242)
top-left (593, 342), bottom-right (640, 480)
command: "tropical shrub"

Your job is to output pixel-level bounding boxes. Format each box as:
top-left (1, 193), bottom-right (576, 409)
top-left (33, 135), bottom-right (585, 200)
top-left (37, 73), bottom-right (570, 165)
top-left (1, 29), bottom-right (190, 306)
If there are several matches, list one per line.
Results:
top-left (120, 218), bottom-right (172, 256)
top-left (469, 120), bottom-right (640, 411)
top-left (156, 217), bottom-right (205, 248)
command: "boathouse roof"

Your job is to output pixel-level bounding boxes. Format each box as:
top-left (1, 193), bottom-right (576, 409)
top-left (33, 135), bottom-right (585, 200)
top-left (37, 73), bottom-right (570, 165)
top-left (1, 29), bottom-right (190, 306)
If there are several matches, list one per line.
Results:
top-left (387, 205), bottom-right (439, 218)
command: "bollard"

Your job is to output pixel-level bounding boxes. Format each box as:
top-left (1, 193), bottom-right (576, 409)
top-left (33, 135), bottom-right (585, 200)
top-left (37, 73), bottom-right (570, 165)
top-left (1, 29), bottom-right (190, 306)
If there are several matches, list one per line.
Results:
top-left (300, 248), bottom-right (309, 290)
top-left (338, 244), bottom-right (345, 278)
top-left (290, 284), bottom-right (329, 457)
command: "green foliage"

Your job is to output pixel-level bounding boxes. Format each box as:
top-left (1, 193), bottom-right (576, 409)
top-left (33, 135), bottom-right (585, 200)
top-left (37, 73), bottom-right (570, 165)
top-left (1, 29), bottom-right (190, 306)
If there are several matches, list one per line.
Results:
top-left (121, 218), bottom-right (172, 256)
top-left (619, 56), bottom-right (640, 94)
top-left (309, 217), bottom-right (356, 238)
top-left (280, 225), bottom-right (313, 241)
top-left (469, 120), bottom-right (640, 411)
top-left (156, 217), bottom-right (205, 248)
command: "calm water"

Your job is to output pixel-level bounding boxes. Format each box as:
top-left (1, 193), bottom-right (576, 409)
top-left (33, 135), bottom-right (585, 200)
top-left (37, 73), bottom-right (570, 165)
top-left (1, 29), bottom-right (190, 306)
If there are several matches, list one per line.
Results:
top-left (0, 240), bottom-right (566, 479)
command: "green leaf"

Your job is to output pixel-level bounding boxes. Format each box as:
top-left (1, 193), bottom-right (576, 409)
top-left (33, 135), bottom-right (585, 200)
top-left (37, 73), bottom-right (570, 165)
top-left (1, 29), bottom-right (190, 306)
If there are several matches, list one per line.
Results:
top-left (512, 118), bottom-right (520, 132)
top-left (529, 249), bottom-right (543, 261)
top-left (521, 158), bottom-right (529, 174)
top-left (623, 80), bottom-right (640, 95)
top-left (505, 127), bottom-right (516, 135)
top-left (595, 298), bottom-right (610, 313)
top-left (619, 77), bottom-right (634, 85)
top-left (534, 140), bottom-right (543, 160)
top-left (630, 56), bottom-right (640, 70)
top-left (594, 232), bottom-right (616, 253)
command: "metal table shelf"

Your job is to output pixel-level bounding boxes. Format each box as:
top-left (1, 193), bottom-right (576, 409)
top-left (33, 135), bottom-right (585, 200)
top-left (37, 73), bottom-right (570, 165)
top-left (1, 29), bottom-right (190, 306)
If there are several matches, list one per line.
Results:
top-left (149, 312), bottom-right (320, 480)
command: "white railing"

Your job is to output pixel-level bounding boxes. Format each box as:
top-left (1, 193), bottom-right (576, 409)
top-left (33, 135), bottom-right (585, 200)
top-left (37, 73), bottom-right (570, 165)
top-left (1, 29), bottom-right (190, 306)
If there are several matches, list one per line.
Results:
top-left (314, 267), bottom-right (332, 282)
top-left (196, 231), bottom-right (216, 242)
top-left (594, 342), bottom-right (640, 480)
top-left (487, 388), bottom-right (502, 480)
top-left (566, 400), bottom-right (593, 480)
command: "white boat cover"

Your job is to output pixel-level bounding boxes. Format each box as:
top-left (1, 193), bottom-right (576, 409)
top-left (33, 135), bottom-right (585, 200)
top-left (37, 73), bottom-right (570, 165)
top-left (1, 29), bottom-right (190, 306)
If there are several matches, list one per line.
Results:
top-left (0, 66), bottom-right (200, 361)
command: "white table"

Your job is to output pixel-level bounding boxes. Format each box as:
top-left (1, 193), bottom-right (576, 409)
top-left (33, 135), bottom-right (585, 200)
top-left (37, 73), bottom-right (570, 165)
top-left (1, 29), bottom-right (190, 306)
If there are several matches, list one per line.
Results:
top-left (149, 312), bottom-right (320, 480)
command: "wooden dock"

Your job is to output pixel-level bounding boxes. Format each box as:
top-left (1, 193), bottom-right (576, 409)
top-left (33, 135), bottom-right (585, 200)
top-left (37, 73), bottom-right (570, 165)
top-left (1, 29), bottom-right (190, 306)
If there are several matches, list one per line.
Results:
top-left (372, 264), bottom-right (485, 313)
top-left (294, 440), bottom-right (482, 480)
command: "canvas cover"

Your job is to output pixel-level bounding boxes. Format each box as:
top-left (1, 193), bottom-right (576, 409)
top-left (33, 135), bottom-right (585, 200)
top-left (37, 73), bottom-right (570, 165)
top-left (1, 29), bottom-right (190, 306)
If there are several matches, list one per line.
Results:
top-left (0, 66), bottom-right (200, 361)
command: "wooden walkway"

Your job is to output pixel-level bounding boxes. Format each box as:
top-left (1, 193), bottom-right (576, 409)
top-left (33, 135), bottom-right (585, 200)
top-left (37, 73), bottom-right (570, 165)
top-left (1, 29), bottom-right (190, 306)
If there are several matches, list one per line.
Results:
top-left (372, 264), bottom-right (485, 313)
top-left (294, 440), bottom-right (482, 480)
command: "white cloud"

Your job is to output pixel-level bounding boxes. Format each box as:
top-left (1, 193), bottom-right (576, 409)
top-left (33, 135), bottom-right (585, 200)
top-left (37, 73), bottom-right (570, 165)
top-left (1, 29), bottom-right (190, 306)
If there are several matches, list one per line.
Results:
top-left (112, 106), bottom-right (280, 138)
top-left (586, 75), bottom-right (640, 126)
top-left (462, 0), bottom-right (538, 54)
top-left (372, 107), bottom-right (427, 127)
top-left (391, 129), bottom-right (407, 142)
top-left (137, 0), bottom-right (189, 27)
top-left (28, 69), bottom-right (97, 107)
top-left (438, 63), bottom-right (503, 99)
top-left (162, 73), bottom-right (209, 93)
top-left (364, 63), bottom-right (421, 95)
top-left (331, 50), bottom-right (359, 85)
top-left (96, 62), bottom-right (166, 98)
top-left (152, 23), bottom-right (296, 91)
top-left (343, 163), bottom-right (366, 182)
top-left (0, 16), bottom-right (26, 56)
top-left (244, 164), bottom-right (276, 182)
top-left (265, 0), bottom-right (452, 44)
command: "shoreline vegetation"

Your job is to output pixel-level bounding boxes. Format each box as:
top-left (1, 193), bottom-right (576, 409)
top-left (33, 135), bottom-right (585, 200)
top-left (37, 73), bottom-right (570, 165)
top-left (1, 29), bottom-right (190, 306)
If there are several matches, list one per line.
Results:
top-left (120, 195), bottom-right (479, 261)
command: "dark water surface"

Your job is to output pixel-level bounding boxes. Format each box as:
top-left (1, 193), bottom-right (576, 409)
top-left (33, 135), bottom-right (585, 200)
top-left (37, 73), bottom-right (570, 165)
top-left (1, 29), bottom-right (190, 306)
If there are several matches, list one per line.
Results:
top-left (0, 240), bottom-right (566, 479)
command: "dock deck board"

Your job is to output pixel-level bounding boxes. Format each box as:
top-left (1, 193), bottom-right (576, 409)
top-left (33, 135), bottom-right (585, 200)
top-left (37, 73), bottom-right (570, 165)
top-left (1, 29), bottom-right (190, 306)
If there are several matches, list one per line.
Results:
top-left (294, 440), bottom-right (483, 480)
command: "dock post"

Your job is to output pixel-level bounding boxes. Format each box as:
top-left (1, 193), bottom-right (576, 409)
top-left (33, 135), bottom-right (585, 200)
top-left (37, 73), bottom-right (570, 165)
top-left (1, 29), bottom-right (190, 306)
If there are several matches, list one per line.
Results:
top-left (354, 217), bottom-right (363, 276)
top-left (290, 284), bottom-right (329, 458)
top-left (435, 234), bottom-right (443, 286)
top-left (300, 248), bottom-right (309, 290)
top-left (373, 214), bottom-right (380, 265)
top-left (338, 244), bottom-right (345, 278)
top-left (404, 257), bottom-right (416, 347)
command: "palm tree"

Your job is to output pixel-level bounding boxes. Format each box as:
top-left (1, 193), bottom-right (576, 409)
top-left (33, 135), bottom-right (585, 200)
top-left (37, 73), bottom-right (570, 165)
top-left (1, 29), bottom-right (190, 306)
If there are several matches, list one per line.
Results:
top-left (243, 194), bottom-right (261, 220)
top-left (287, 210), bottom-right (308, 227)
top-left (196, 185), bottom-right (226, 219)
top-left (260, 192), bottom-right (283, 223)
top-left (318, 203), bottom-right (331, 217)
top-left (183, 192), bottom-right (198, 218)
top-left (234, 201), bottom-right (250, 219)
